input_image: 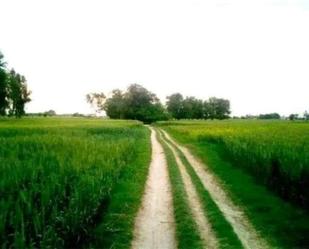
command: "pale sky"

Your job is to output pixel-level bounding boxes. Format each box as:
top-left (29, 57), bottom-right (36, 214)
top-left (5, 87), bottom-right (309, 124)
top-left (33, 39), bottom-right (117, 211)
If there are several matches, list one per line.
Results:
top-left (1, 0), bottom-right (308, 116)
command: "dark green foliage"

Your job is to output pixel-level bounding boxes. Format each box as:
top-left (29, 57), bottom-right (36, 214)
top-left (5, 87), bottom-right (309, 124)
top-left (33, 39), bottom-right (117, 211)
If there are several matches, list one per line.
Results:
top-left (206, 97), bottom-right (231, 120)
top-left (88, 84), bottom-right (169, 123)
top-left (182, 97), bottom-right (204, 119)
top-left (166, 94), bottom-right (230, 120)
top-left (0, 52), bottom-right (8, 115)
top-left (166, 93), bottom-right (185, 119)
top-left (104, 89), bottom-right (125, 119)
top-left (258, 113), bottom-right (281, 119)
top-left (0, 51), bottom-right (31, 117)
top-left (289, 113), bottom-right (299, 120)
top-left (7, 70), bottom-right (31, 117)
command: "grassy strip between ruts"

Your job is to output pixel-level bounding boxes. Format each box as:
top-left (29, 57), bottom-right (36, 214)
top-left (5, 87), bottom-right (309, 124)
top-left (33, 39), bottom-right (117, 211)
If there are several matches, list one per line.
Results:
top-left (159, 129), bottom-right (243, 249)
top-left (88, 127), bottom-right (152, 249)
top-left (156, 129), bottom-right (203, 249)
top-left (162, 126), bottom-right (309, 249)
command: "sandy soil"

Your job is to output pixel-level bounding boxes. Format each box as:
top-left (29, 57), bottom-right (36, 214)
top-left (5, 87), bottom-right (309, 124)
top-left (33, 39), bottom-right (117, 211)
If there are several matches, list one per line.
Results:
top-left (161, 129), bottom-right (270, 249)
top-left (160, 132), bottom-right (218, 249)
top-left (131, 128), bottom-right (176, 249)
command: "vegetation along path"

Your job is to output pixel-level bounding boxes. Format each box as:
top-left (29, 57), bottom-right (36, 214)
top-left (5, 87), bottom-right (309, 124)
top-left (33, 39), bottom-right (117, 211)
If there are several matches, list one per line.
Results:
top-left (132, 127), bottom-right (271, 249)
top-left (159, 129), bottom-right (270, 249)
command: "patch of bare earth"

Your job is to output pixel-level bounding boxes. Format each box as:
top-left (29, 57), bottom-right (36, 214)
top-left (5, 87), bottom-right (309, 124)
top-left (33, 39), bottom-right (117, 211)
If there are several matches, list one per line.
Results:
top-left (160, 131), bottom-right (219, 249)
top-left (131, 128), bottom-right (176, 249)
top-left (161, 129), bottom-right (270, 249)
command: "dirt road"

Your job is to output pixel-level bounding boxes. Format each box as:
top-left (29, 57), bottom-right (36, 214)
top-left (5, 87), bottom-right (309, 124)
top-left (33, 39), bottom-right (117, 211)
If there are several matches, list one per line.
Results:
top-left (132, 127), bottom-right (269, 249)
top-left (161, 129), bottom-right (269, 249)
top-left (131, 128), bottom-right (177, 249)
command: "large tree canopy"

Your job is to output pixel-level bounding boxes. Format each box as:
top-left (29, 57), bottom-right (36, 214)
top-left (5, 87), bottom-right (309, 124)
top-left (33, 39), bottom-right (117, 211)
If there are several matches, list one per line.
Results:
top-left (87, 84), bottom-right (168, 123)
top-left (0, 52), bottom-right (8, 115)
top-left (0, 52), bottom-right (31, 117)
top-left (88, 86), bottom-right (231, 122)
top-left (166, 93), bottom-right (230, 120)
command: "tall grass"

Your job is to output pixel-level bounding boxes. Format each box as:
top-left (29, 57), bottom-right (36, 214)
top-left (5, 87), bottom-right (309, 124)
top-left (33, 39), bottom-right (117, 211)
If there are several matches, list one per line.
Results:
top-left (0, 117), bottom-right (147, 248)
top-left (159, 120), bottom-right (309, 208)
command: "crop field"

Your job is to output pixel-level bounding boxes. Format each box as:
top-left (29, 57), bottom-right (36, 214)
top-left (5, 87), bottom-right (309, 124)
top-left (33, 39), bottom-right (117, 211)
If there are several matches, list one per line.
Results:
top-left (1, 118), bottom-right (309, 249)
top-left (158, 120), bottom-right (309, 248)
top-left (159, 120), bottom-right (309, 207)
top-left (0, 117), bottom-right (151, 248)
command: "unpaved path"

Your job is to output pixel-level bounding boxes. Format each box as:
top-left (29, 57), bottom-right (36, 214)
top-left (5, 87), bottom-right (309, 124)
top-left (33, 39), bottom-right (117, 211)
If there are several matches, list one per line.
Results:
top-left (159, 131), bottom-right (218, 249)
top-left (161, 129), bottom-right (270, 249)
top-left (131, 128), bottom-right (176, 249)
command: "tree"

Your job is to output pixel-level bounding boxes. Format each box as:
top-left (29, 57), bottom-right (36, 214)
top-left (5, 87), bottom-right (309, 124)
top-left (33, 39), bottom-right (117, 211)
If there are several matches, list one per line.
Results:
top-left (205, 97), bottom-right (230, 119)
top-left (86, 92), bottom-right (106, 115)
top-left (0, 52), bottom-right (31, 117)
top-left (0, 52), bottom-right (8, 115)
top-left (258, 113), bottom-right (281, 119)
top-left (182, 97), bottom-right (204, 119)
top-left (43, 110), bottom-right (56, 116)
top-left (104, 89), bottom-right (125, 119)
top-left (87, 84), bottom-right (168, 123)
top-left (121, 84), bottom-right (167, 123)
top-left (122, 84), bottom-right (158, 121)
top-left (304, 111), bottom-right (309, 121)
top-left (7, 69), bottom-right (31, 117)
top-left (289, 113), bottom-right (299, 121)
top-left (166, 93), bottom-right (184, 119)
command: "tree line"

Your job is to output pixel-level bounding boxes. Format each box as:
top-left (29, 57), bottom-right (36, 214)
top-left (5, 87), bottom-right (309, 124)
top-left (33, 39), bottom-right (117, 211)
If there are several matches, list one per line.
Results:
top-left (87, 84), bottom-right (231, 123)
top-left (0, 51), bottom-right (31, 117)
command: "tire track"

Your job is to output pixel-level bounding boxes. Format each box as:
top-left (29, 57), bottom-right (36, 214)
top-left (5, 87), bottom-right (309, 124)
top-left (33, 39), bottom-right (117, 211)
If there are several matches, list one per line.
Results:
top-left (131, 128), bottom-right (176, 249)
top-left (159, 130), bottom-right (219, 249)
top-left (160, 129), bottom-right (270, 249)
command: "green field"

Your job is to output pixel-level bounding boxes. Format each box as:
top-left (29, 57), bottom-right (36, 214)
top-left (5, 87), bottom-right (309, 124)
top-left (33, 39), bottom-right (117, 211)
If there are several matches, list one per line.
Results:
top-left (0, 117), bottom-right (151, 248)
top-left (1, 118), bottom-right (309, 248)
top-left (159, 120), bottom-right (309, 207)
top-left (158, 120), bottom-right (309, 248)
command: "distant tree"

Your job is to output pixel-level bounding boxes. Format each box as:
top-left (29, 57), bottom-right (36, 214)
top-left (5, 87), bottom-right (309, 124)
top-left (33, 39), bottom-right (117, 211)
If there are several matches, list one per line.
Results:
top-left (104, 89), bottom-right (125, 119)
top-left (88, 84), bottom-right (168, 123)
top-left (166, 93), bottom-right (184, 119)
top-left (205, 97), bottom-right (230, 119)
top-left (7, 69), bottom-right (31, 117)
top-left (43, 110), bottom-right (56, 116)
top-left (122, 84), bottom-right (157, 120)
top-left (72, 112), bottom-right (85, 117)
top-left (304, 111), bottom-right (309, 121)
top-left (182, 97), bottom-right (204, 119)
top-left (0, 52), bottom-right (31, 117)
top-left (289, 113), bottom-right (299, 121)
top-left (0, 52), bottom-right (8, 115)
top-left (86, 92), bottom-right (106, 114)
top-left (258, 113), bottom-right (281, 120)
top-left (135, 102), bottom-right (168, 123)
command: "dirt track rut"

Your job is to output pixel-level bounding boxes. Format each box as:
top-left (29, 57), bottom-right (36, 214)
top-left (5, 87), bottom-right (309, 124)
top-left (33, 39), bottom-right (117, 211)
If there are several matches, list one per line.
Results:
top-left (161, 129), bottom-right (270, 249)
top-left (131, 128), bottom-right (176, 249)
